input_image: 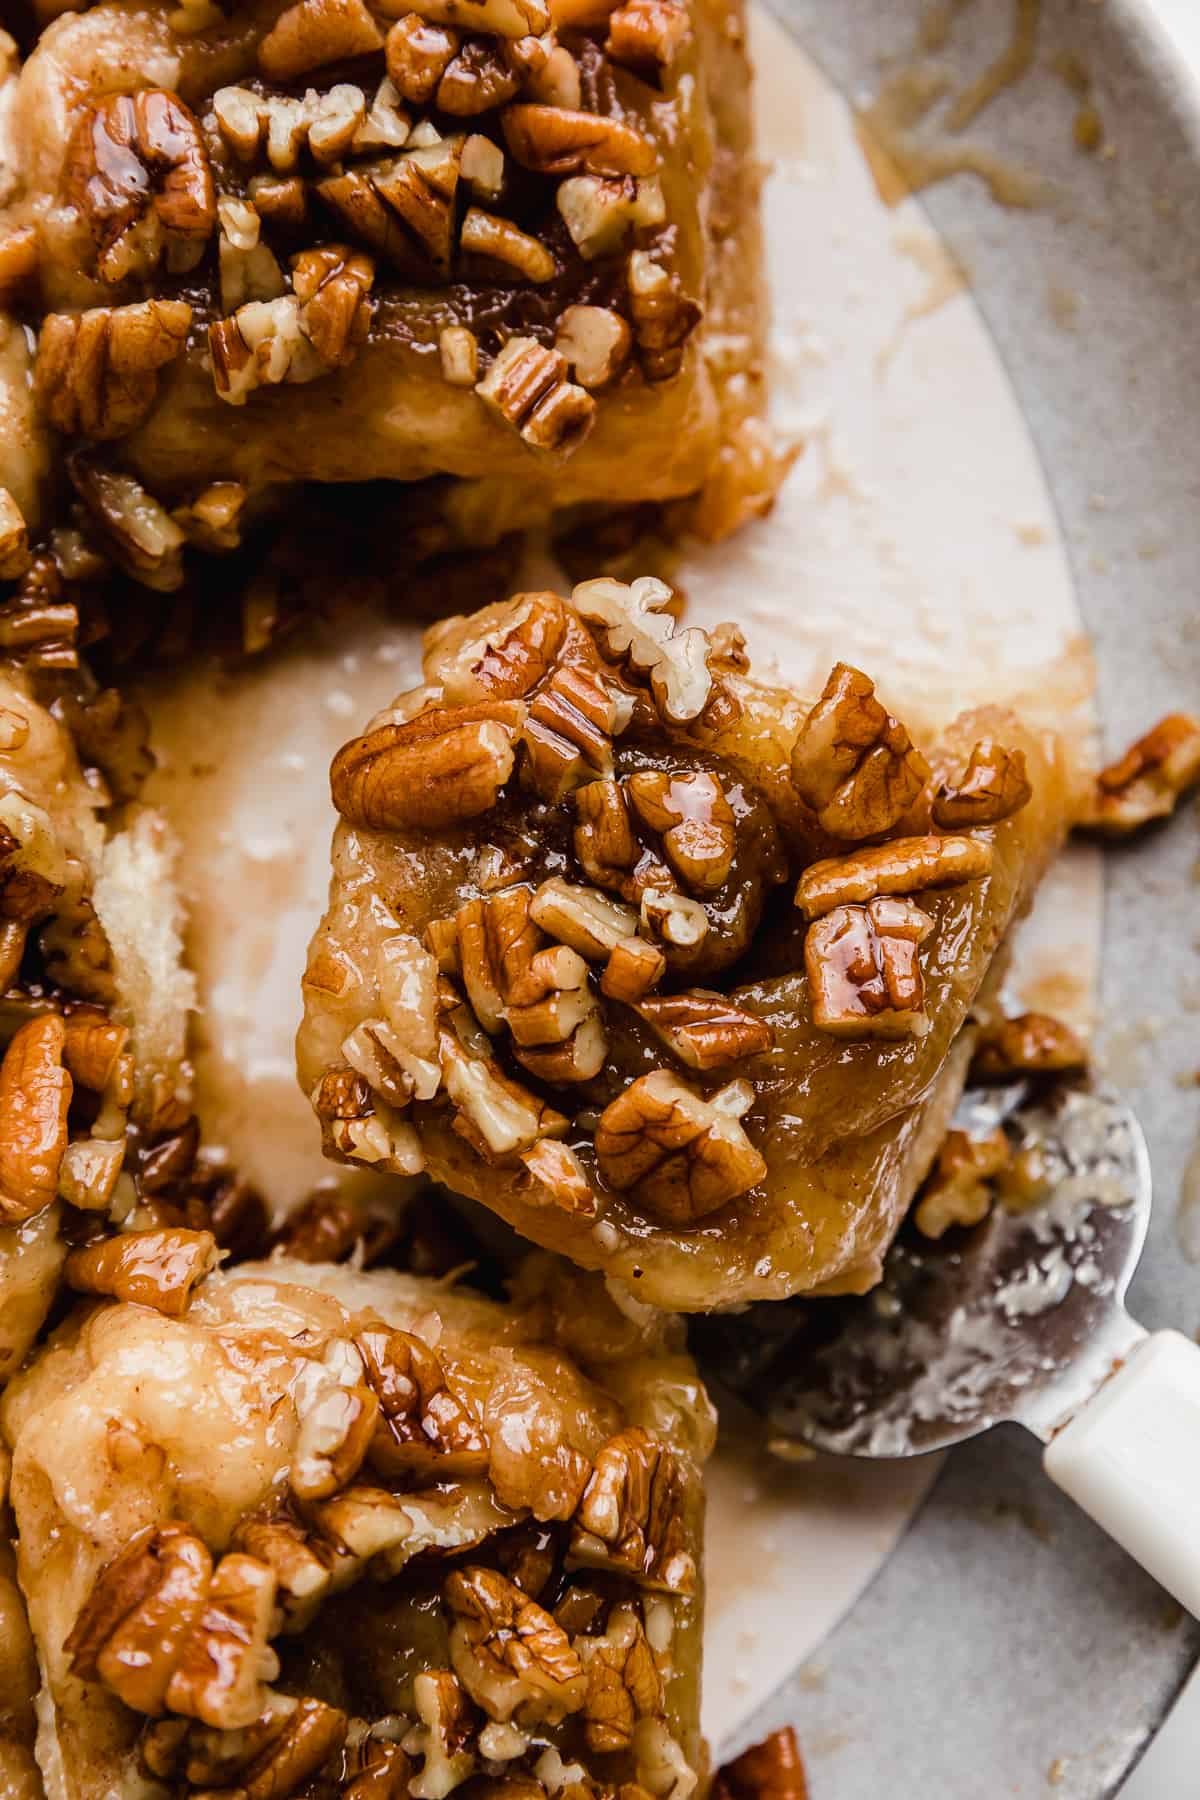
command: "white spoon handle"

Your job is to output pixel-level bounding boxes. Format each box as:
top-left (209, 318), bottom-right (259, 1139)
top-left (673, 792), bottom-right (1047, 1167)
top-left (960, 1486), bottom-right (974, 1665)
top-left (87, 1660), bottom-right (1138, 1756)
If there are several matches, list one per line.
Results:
top-left (1044, 1329), bottom-right (1200, 1615)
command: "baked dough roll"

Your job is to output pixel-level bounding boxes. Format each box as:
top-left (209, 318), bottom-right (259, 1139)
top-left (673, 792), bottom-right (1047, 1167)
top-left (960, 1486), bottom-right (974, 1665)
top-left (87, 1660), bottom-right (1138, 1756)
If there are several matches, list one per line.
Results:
top-left (298, 581), bottom-right (1073, 1308)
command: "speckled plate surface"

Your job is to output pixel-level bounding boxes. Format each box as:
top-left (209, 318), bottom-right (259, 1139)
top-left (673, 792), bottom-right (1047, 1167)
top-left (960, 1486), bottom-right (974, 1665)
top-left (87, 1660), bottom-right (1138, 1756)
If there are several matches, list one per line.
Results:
top-left (722, 1), bottom-right (1200, 1794)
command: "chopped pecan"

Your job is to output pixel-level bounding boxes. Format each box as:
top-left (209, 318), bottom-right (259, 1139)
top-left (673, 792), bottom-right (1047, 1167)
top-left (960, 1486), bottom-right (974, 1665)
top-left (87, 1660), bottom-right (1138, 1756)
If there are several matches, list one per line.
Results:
top-left (439, 39), bottom-right (520, 112)
top-left (574, 779), bottom-right (639, 892)
top-left (291, 244), bottom-right (376, 368)
top-left (523, 664), bottom-right (633, 800)
top-left (440, 1007), bottom-right (569, 1158)
top-left (573, 576), bottom-right (710, 724)
top-left (627, 251), bottom-right (701, 382)
top-left (64, 1227), bottom-right (219, 1314)
top-left (476, 337), bottom-right (595, 455)
top-left (387, 15), bottom-right (461, 102)
top-left (555, 304), bottom-right (632, 389)
top-left (714, 1728), bottom-right (809, 1800)
top-left (529, 876), bottom-right (641, 964)
top-left (633, 991), bottom-right (772, 1071)
top-left (68, 458), bottom-right (186, 592)
top-left (35, 300), bottom-right (191, 441)
top-left (213, 84), bottom-right (367, 171)
top-left (1083, 712), bottom-right (1200, 834)
top-left (231, 1515), bottom-right (337, 1632)
top-left (627, 769), bottom-right (735, 893)
top-left (914, 1126), bottom-right (1011, 1240)
top-left (318, 140), bottom-right (462, 278)
top-left (594, 1070), bottom-right (764, 1223)
top-left (600, 933), bottom-right (666, 1002)
top-left (0, 1014), bottom-right (72, 1225)
top-left (209, 296), bottom-right (321, 403)
top-left (331, 701), bottom-right (523, 830)
top-left (62, 1009), bottom-right (129, 1090)
top-left (66, 1523), bottom-right (214, 1716)
top-left (0, 226), bottom-right (39, 304)
top-left (932, 738), bottom-right (1033, 829)
top-left (372, 931), bottom-right (442, 1088)
top-left (65, 90), bottom-right (214, 282)
top-left (404, 1670), bottom-right (476, 1798)
top-left (445, 1565), bottom-right (585, 1725)
top-left (805, 897), bottom-right (934, 1040)
top-left (258, 0), bottom-right (383, 80)
top-left (357, 1325), bottom-right (489, 1480)
top-left (462, 131), bottom-right (505, 198)
top-left (791, 663), bottom-right (932, 840)
top-left (971, 1011), bottom-right (1089, 1079)
top-left (527, 41), bottom-right (581, 106)
top-left (58, 1137), bottom-right (127, 1212)
top-left (162, 1696), bottom-right (349, 1798)
top-left (520, 1137), bottom-right (597, 1214)
top-left (638, 884), bottom-right (708, 953)
top-left (557, 173), bottom-right (665, 259)
top-left (441, 324), bottom-right (480, 385)
top-left (249, 174), bottom-right (309, 227)
top-left (162, 1551), bottom-right (278, 1728)
top-left (796, 833), bottom-right (992, 920)
top-left (569, 1426), bottom-right (695, 1592)
top-left (605, 0), bottom-right (690, 73)
top-left (502, 104), bottom-right (656, 176)
top-left (344, 1739), bottom-right (415, 1799)
top-left (401, 0), bottom-right (549, 36)
top-left (172, 479), bottom-right (248, 553)
top-left (289, 1345), bottom-right (380, 1500)
top-left (356, 77), bottom-right (413, 152)
top-left (0, 489), bottom-right (30, 581)
top-left (461, 206), bottom-right (555, 281)
top-left (424, 591), bottom-right (566, 701)
top-left (217, 197), bottom-right (285, 312)
top-left (579, 1602), bottom-right (663, 1753)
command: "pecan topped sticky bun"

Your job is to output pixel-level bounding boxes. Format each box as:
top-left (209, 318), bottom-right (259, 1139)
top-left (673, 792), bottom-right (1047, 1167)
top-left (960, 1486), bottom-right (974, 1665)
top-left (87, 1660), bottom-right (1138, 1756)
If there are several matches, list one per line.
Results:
top-left (2, 1254), bottom-right (712, 1799)
top-left (298, 581), bottom-right (1074, 1309)
top-left (0, 0), bottom-right (787, 621)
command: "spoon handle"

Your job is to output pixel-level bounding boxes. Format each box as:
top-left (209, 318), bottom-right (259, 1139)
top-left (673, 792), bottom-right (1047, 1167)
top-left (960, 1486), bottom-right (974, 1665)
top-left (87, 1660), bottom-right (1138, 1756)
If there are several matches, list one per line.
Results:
top-left (1044, 1328), bottom-right (1200, 1615)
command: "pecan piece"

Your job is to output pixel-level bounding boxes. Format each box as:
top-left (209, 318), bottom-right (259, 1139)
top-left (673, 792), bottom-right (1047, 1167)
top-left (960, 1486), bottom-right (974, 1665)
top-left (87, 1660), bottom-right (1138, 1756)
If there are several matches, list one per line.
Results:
top-left (791, 663), bottom-right (932, 840)
top-left (440, 324), bottom-right (479, 385)
top-left (445, 1565), bottom-right (585, 1725)
top-left (520, 1137), bottom-right (597, 1214)
top-left (438, 39), bottom-right (520, 112)
top-left (795, 833), bottom-right (992, 920)
top-left (258, 0), bottom-right (383, 80)
top-left (62, 1009), bottom-right (128, 1089)
top-left (0, 1014), bottom-right (72, 1224)
top-left (932, 737), bottom-right (1033, 829)
top-left (387, 14), bottom-right (460, 102)
top-left (440, 1004), bottom-right (569, 1158)
top-left (0, 489), bottom-right (30, 581)
top-left (476, 337), bottom-right (595, 455)
top-left (318, 140), bottom-right (462, 278)
top-left (600, 933), bottom-right (666, 1002)
top-left (289, 1346), bottom-right (381, 1500)
top-left (502, 104), bottom-right (656, 176)
top-left (633, 991), bottom-right (773, 1071)
top-left (714, 1728), bottom-right (810, 1800)
top-left (555, 304), bottom-right (632, 389)
top-left (523, 664), bottom-right (633, 800)
top-left (573, 576), bottom-right (711, 724)
top-left (35, 300), bottom-right (191, 440)
top-left (579, 1602), bottom-right (663, 1753)
top-left (461, 206), bottom-right (555, 281)
top-left (357, 1326), bottom-right (489, 1480)
top-left (290, 244), bottom-right (376, 368)
top-left (557, 173), bottom-right (665, 259)
top-left (64, 1227), bottom-right (219, 1314)
top-left (627, 250), bottom-right (701, 381)
top-left (804, 897), bottom-right (934, 1040)
top-left (0, 226), bottom-right (38, 304)
top-left (331, 701), bottom-right (523, 830)
top-left (971, 1011), bottom-right (1089, 1080)
top-left (424, 592), bottom-right (566, 701)
top-left (569, 1426), bottom-right (695, 1592)
top-left (605, 0), bottom-right (690, 73)
top-left (1083, 712), bottom-right (1200, 834)
top-left (574, 778), bottom-right (640, 892)
top-left (402, 0), bottom-right (549, 36)
top-left (163, 1552), bottom-right (277, 1728)
top-left (627, 769), bottom-right (736, 893)
top-left (68, 457), bottom-right (186, 592)
top-left (404, 1671), bottom-right (476, 1796)
top-left (913, 1126), bottom-right (1011, 1240)
top-left (530, 876), bottom-right (639, 959)
top-left (66, 1523), bottom-right (213, 1716)
top-left (65, 90), bottom-right (214, 282)
top-left (594, 1070), bottom-right (765, 1223)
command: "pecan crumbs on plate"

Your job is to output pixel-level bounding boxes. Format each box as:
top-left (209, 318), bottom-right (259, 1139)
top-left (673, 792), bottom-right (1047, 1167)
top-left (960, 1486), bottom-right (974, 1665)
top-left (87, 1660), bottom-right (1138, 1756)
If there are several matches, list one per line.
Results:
top-left (1, 1255), bottom-right (712, 1800)
top-left (298, 580), bottom-right (1074, 1309)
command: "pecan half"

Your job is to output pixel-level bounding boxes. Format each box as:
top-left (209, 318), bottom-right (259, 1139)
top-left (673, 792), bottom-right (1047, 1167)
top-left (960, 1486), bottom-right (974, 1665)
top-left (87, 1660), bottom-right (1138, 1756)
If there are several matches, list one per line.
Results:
top-left (1083, 712), bottom-right (1200, 834)
top-left (387, 14), bottom-right (460, 102)
top-left (931, 737), bottom-right (1032, 829)
top-left (258, 0), bottom-right (383, 81)
top-left (357, 1326), bottom-right (489, 1480)
top-left (163, 1551), bottom-right (277, 1728)
top-left (35, 301), bottom-right (191, 441)
top-left (66, 1523), bottom-right (213, 1716)
top-left (594, 1070), bottom-right (765, 1223)
top-left (913, 1126), bottom-right (1011, 1240)
top-left (64, 1227), bottom-right (219, 1314)
top-left (461, 206), bottom-right (555, 281)
top-left (438, 39), bottom-right (520, 112)
top-left (579, 1602), bottom-right (663, 1752)
top-left (573, 576), bottom-right (711, 725)
top-left (569, 1426), bottom-right (695, 1592)
top-left (290, 244), bottom-right (376, 368)
top-left (804, 897), bottom-right (934, 1040)
top-left (475, 337), bottom-right (595, 455)
top-left (574, 779), bottom-right (640, 892)
top-left (523, 664), bottom-right (633, 800)
top-left (795, 834), bottom-right (992, 920)
top-left (633, 991), bottom-right (773, 1071)
top-left (0, 1014), bottom-right (72, 1224)
top-left (627, 768), bottom-right (736, 893)
top-left (502, 104), bottom-right (656, 176)
top-left (791, 663), bottom-right (932, 840)
top-left (424, 592), bottom-right (566, 701)
top-left (445, 1565), bottom-right (585, 1725)
top-left (627, 250), bottom-right (701, 381)
top-left (65, 90), bottom-right (214, 282)
top-left (971, 1011), bottom-right (1089, 1080)
top-left (318, 140), bottom-right (462, 278)
top-left (331, 701), bottom-right (523, 830)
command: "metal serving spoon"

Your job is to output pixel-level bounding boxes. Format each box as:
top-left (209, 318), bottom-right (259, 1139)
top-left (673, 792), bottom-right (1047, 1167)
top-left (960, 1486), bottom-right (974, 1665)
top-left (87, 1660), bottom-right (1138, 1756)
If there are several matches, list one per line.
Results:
top-left (696, 1082), bottom-right (1200, 1615)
